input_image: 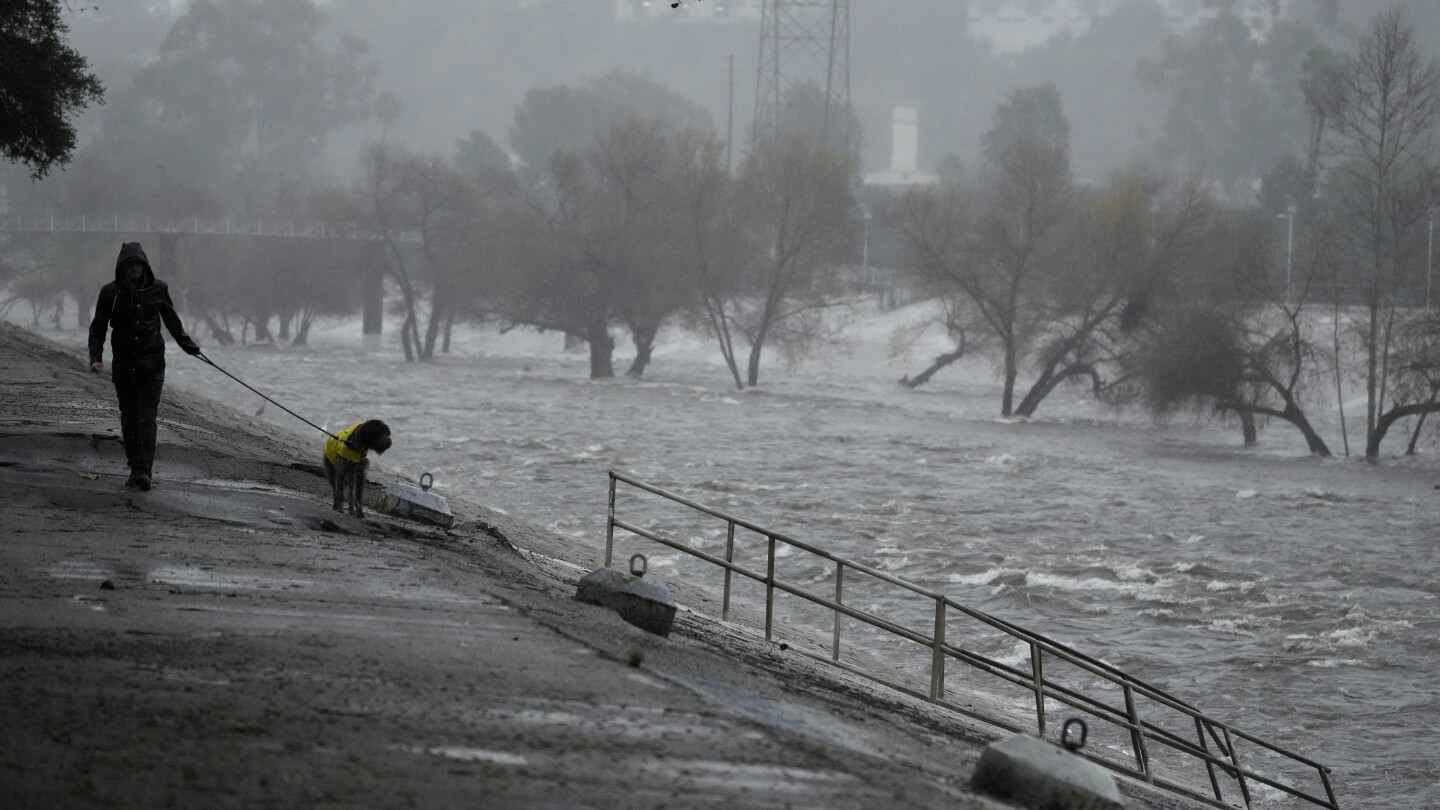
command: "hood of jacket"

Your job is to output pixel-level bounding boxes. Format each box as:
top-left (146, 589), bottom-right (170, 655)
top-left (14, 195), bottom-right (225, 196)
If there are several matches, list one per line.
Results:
top-left (115, 242), bottom-right (155, 288)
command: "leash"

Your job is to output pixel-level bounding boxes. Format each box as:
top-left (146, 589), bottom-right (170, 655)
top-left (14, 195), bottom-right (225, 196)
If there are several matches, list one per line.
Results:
top-left (195, 351), bottom-right (349, 446)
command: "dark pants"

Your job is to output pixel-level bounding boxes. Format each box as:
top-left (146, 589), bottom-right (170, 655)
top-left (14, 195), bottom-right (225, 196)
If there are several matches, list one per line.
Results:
top-left (113, 368), bottom-right (164, 476)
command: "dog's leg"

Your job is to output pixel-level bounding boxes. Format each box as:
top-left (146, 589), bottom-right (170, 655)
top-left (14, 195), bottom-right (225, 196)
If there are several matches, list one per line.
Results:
top-left (325, 457), bottom-right (343, 513)
top-left (352, 458), bottom-right (368, 519)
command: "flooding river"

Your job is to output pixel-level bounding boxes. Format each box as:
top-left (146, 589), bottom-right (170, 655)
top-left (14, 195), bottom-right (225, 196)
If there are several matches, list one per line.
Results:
top-left (39, 313), bottom-right (1436, 809)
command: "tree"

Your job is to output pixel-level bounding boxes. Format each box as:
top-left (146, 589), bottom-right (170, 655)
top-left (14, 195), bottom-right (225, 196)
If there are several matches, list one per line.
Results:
top-left (981, 83), bottom-right (1068, 165)
top-left (0, 0), bottom-right (104, 179)
top-left (1124, 208), bottom-right (1337, 455)
top-left (1323, 8), bottom-right (1440, 459)
top-left (491, 149), bottom-right (620, 378)
top-left (508, 71), bottom-right (713, 174)
top-left (1008, 172), bottom-right (1213, 418)
top-left (751, 81), bottom-right (864, 157)
top-left (670, 128), bottom-right (751, 389)
top-left (454, 129), bottom-right (511, 183)
top-left (733, 134), bottom-right (857, 387)
top-left (80, 0), bottom-right (372, 215)
top-left (359, 143), bottom-right (481, 361)
top-left (899, 85), bottom-right (1074, 416)
top-left (1137, 8), bottom-right (1317, 198)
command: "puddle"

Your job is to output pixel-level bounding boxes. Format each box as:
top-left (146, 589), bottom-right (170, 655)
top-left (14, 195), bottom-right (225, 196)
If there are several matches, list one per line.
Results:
top-left (187, 478), bottom-right (290, 493)
top-left (160, 668), bottom-right (232, 687)
top-left (157, 418), bottom-right (216, 434)
top-left (626, 672), bottom-right (669, 689)
top-left (631, 759), bottom-right (856, 792)
top-left (482, 706), bottom-right (764, 742)
top-left (48, 560), bottom-right (109, 580)
top-left (72, 595), bottom-right (107, 612)
top-left (149, 565), bottom-right (317, 592)
top-left (394, 744), bottom-right (527, 766)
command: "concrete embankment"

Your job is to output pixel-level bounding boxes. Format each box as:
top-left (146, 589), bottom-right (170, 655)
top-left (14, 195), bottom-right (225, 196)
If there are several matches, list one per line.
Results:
top-left (0, 322), bottom-right (1195, 810)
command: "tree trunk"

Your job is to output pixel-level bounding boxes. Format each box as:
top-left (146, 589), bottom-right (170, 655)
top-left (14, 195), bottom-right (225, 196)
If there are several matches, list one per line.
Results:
top-left (1241, 410), bottom-right (1258, 447)
top-left (586, 320), bottom-right (615, 379)
top-left (901, 341), bottom-right (967, 389)
top-left (1285, 403), bottom-right (1331, 457)
top-left (626, 322), bottom-right (658, 378)
top-left (400, 311), bottom-right (416, 361)
top-left (278, 312), bottom-right (291, 342)
top-left (746, 339), bottom-right (764, 388)
top-left (442, 310), bottom-right (456, 354)
top-left (702, 299), bottom-right (744, 390)
top-left (199, 310), bottom-right (236, 346)
top-left (1014, 366), bottom-right (1059, 418)
top-left (1406, 411), bottom-right (1428, 455)
top-left (1001, 340), bottom-right (1018, 417)
top-left (292, 306), bottom-right (317, 347)
top-left (1365, 298), bottom-right (1380, 437)
top-left (1369, 402), bottom-right (1440, 460)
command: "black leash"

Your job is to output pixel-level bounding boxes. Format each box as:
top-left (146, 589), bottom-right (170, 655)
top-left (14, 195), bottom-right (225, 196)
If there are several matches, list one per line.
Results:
top-left (195, 351), bottom-right (348, 445)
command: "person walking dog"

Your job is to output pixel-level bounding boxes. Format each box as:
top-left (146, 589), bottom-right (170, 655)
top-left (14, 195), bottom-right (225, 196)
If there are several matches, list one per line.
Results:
top-left (88, 242), bottom-right (201, 490)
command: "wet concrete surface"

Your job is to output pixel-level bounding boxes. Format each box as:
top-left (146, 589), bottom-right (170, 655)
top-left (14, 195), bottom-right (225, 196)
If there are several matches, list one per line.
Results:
top-left (0, 323), bottom-right (1200, 810)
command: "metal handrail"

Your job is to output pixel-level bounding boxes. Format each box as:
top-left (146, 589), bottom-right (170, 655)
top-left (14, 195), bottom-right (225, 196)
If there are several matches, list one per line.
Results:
top-left (606, 470), bottom-right (1338, 810)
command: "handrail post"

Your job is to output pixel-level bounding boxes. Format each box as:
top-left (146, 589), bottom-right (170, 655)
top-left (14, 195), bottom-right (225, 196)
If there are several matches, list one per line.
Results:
top-left (929, 597), bottom-right (946, 701)
top-left (832, 562), bottom-right (844, 662)
top-left (722, 521), bottom-right (736, 622)
top-left (1319, 765), bottom-right (1337, 810)
top-left (1196, 716), bottom-right (1223, 803)
top-left (764, 535), bottom-right (776, 641)
top-left (1124, 683), bottom-right (1152, 782)
top-left (1030, 642), bottom-right (1046, 737)
top-left (1223, 727), bottom-right (1251, 807)
top-left (605, 472), bottom-right (617, 567)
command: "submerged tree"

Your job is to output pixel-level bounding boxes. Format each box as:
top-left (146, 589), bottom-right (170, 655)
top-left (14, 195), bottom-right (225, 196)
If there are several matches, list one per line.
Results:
top-left (898, 84), bottom-right (1074, 416)
top-left (1123, 209), bottom-right (1337, 455)
top-left (1323, 8), bottom-right (1440, 459)
top-left (733, 133), bottom-right (857, 387)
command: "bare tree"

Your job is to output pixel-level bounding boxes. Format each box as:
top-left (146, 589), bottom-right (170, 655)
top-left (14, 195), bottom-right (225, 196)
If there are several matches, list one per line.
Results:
top-left (733, 134), bottom-right (857, 387)
top-left (361, 143), bottom-right (425, 360)
top-left (669, 129), bottom-right (751, 390)
top-left (897, 85), bottom-right (1073, 416)
top-left (1324, 8), bottom-right (1440, 459)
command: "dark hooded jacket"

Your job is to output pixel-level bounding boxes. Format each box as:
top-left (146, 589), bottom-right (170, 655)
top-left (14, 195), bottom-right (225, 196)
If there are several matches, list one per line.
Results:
top-left (89, 242), bottom-right (199, 373)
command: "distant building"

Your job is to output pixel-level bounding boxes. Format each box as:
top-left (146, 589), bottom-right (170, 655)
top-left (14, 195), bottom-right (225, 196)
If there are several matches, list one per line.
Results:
top-left (863, 105), bottom-right (939, 189)
top-left (968, 0), bottom-right (1296, 54)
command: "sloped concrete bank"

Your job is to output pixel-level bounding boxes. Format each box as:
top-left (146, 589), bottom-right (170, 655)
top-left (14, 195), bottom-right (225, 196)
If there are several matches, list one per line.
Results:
top-left (0, 322), bottom-right (1197, 810)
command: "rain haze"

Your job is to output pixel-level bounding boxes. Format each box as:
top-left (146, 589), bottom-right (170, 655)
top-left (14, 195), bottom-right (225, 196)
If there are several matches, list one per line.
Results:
top-left (3, 0), bottom-right (1440, 808)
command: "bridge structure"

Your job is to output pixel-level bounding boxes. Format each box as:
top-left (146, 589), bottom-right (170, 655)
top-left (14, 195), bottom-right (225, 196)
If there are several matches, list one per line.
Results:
top-left (0, 211), bottom-right (423, 342)
top-left (0, 211), bottom-right (425, 242)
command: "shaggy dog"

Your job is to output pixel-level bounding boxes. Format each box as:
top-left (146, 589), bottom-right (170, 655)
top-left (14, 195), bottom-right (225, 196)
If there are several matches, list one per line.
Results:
top-left (323, 419), bottom-right (392, 518)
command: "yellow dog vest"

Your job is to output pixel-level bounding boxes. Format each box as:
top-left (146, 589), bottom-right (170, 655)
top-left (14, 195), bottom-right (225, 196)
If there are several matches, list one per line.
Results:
top-left (324, 422), bottom-right (366, 463)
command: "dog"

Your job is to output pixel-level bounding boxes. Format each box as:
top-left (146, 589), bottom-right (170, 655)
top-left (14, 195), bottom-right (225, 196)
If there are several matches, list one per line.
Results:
top-left (323, 419), bottom-right (392, 518)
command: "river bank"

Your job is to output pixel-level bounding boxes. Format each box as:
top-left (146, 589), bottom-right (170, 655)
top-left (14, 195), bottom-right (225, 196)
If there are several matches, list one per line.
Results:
top-left (0, 321), bottom-right (1217, 809)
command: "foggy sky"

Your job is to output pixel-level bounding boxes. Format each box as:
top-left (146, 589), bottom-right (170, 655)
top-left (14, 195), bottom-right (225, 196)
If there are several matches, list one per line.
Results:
top-left (49, 1), bottom-right (1440, 190)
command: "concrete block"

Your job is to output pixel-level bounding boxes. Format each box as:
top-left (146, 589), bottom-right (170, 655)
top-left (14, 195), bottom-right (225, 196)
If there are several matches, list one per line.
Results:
top-left (377, 481), bottom-right (454, 528)
top-left (970, 734), bottom-right (1124, 810)
top-left (575, 567), bottom-right (628, 606)
top-left (574, 556), bottom-right (677, 637)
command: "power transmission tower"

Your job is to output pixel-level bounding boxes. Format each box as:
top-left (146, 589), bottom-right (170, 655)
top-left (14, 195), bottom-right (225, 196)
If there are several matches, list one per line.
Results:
top-left (752, 0), bottom-right (852, 152)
